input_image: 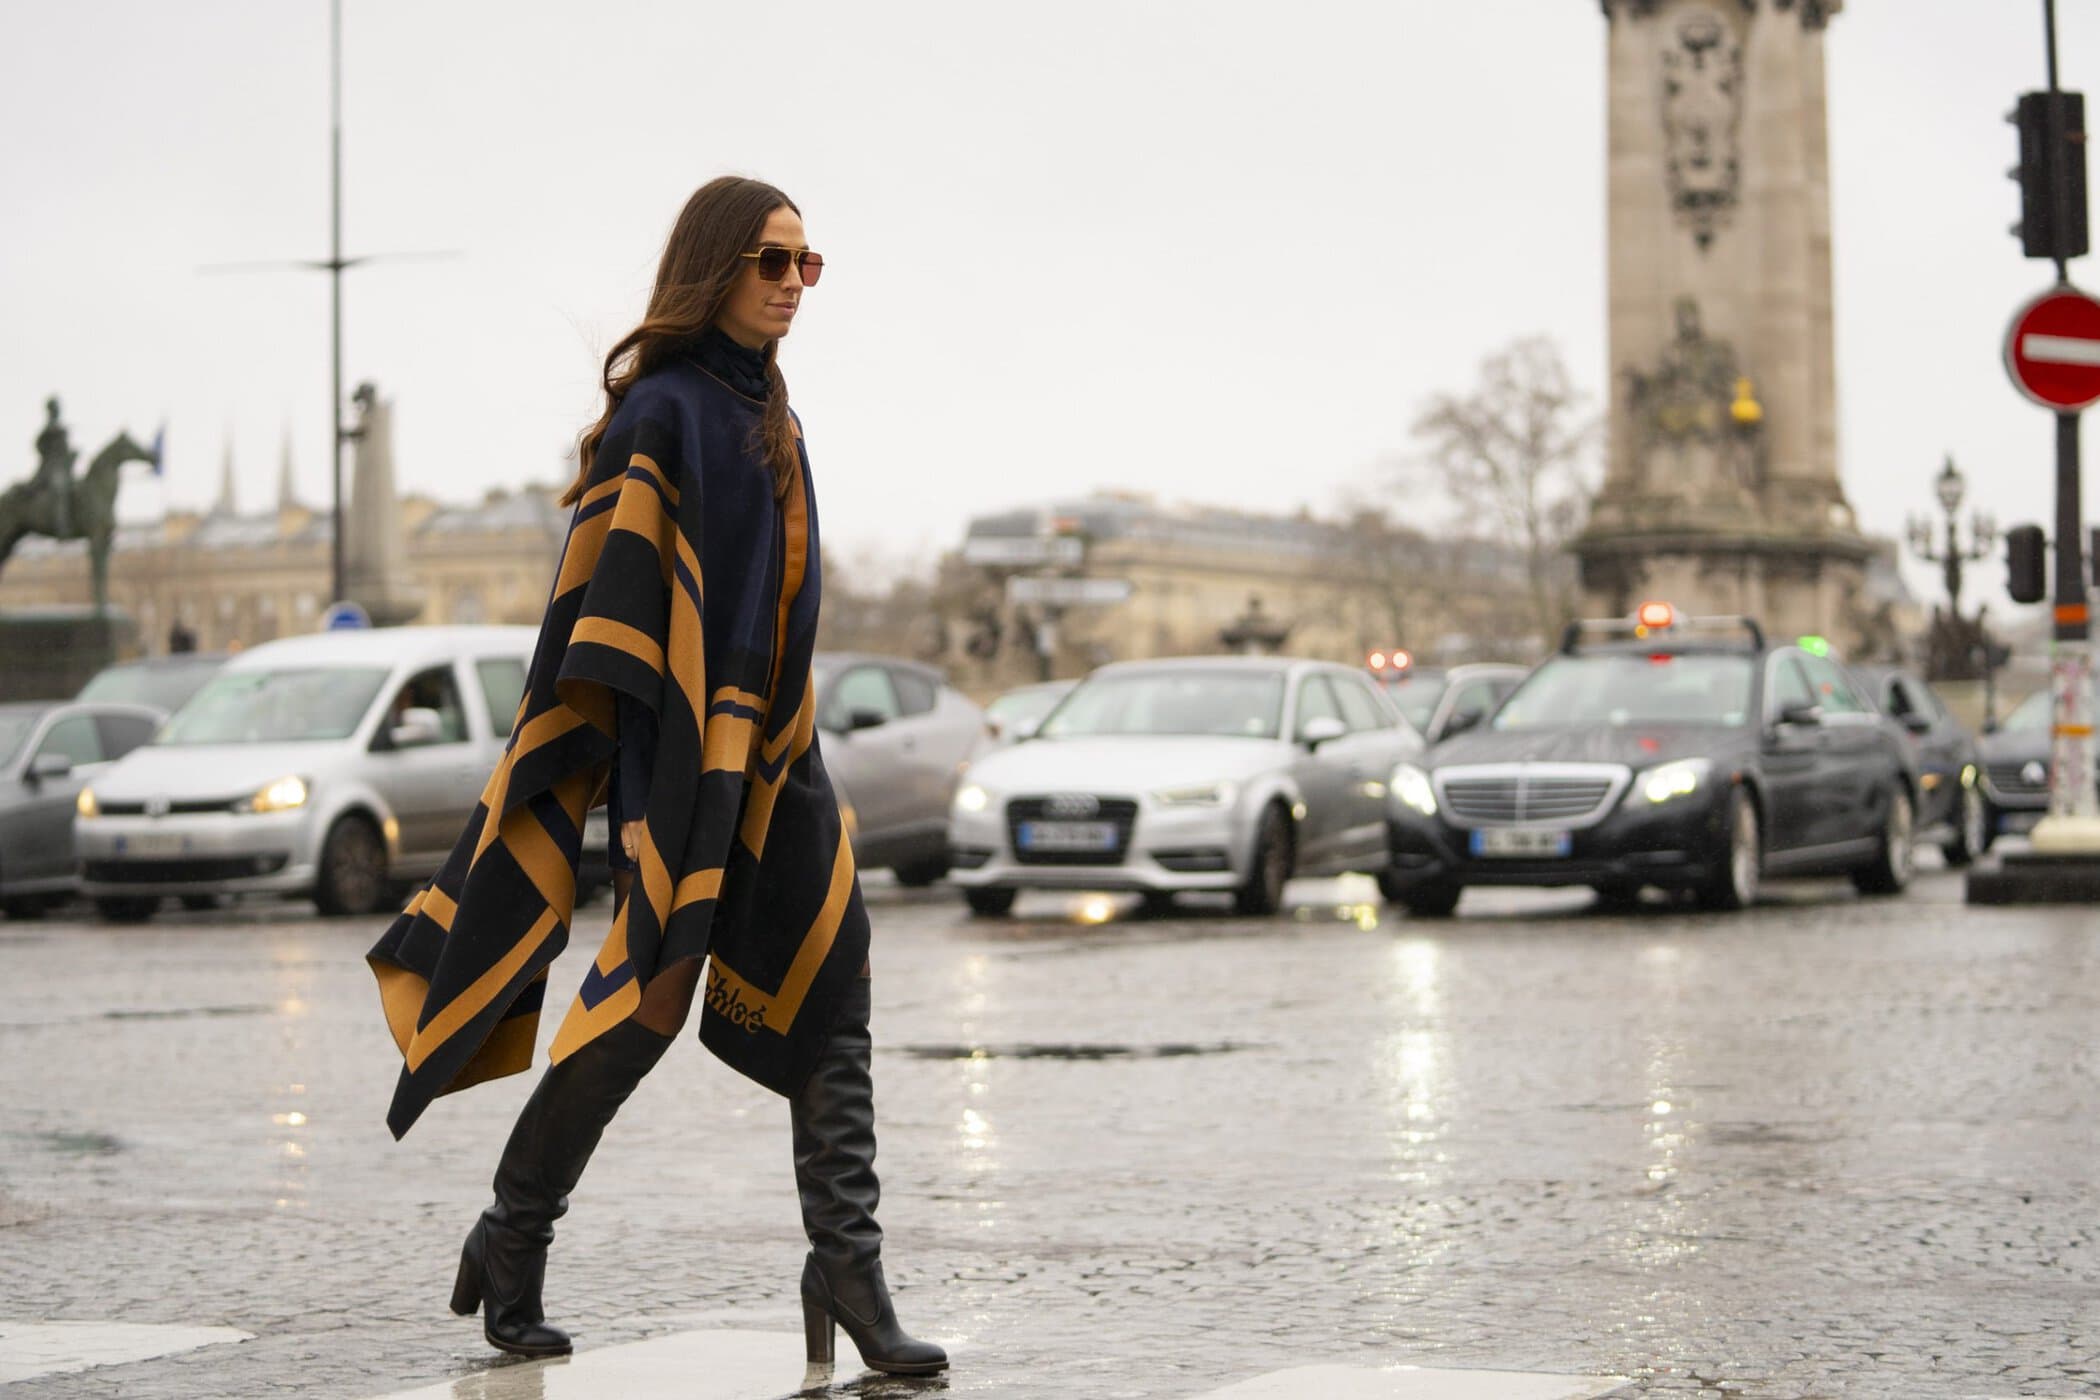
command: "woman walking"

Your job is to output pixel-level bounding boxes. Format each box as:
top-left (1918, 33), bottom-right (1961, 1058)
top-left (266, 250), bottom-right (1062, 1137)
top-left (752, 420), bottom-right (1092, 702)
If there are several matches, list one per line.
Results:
top-left (367, 176), bottom-right (946, 1378)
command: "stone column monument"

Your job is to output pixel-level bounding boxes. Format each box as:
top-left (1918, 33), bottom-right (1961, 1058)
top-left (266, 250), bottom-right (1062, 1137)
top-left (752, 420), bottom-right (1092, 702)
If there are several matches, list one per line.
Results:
top-left (343, 382), bottom-right (425, 627)
top-left (1574, 0), bottom-right (1875, 650)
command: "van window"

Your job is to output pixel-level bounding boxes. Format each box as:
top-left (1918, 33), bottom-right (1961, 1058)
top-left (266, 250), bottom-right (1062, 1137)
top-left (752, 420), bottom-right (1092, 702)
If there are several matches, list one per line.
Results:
top-left (1332, 675), bottom-right (1389, 731)
top-left (475, 658), bottom-right (528, 739)
top-left (382, 666), bottom-right (469, 746)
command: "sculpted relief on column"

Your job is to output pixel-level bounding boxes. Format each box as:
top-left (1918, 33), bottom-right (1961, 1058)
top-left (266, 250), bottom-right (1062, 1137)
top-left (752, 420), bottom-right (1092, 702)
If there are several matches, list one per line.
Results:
top-left (1659, 4), bottom-right (1743, 252)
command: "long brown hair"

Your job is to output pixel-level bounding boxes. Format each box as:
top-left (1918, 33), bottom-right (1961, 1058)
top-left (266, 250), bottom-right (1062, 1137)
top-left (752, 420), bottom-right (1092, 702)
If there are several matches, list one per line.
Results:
top-left (560, 176), bottom-right (801, 507)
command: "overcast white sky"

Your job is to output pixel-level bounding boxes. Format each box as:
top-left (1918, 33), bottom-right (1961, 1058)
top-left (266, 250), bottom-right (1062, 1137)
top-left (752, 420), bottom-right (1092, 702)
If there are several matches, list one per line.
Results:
top-left (3, 0), bottom-right (2095, 604)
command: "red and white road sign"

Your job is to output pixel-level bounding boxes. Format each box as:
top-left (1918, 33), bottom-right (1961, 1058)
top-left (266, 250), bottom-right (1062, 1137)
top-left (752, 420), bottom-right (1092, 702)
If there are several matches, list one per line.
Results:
top-left (2005, 286), bottom-right (2100, 412)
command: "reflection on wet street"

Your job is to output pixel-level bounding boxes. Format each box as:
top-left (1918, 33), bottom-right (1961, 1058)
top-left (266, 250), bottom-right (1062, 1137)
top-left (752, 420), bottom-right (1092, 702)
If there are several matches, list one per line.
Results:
top-left (0, 864), bottom-right (2091, 1398)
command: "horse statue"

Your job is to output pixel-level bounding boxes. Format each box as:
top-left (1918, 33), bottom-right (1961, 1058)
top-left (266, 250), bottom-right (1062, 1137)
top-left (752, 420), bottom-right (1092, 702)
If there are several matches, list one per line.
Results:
top-left (0, 399), bottom-right (158, 613)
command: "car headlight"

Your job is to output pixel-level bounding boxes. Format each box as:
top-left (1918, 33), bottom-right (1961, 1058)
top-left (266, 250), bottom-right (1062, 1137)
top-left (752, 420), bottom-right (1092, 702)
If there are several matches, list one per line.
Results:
top-left (1152, 781), bottom-right (1237, 808)
top-left (1639, 758), bottom-right (1710, 805)
top-left (250, 775), bottom-right (310, 814)
top-left (76, 787), bottom-right (100, 819)
top-left (952, 784), bottom-right (990, 814)
top-left (1391, 763), bottom-right (1437, 817)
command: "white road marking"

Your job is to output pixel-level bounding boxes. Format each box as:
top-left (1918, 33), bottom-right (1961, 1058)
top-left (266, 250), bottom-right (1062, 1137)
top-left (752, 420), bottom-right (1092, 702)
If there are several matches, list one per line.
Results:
top-left (2022, 333), bottom-right (2100, 367)
top-left (1189, 1364), bottom-right (1630, 1400)
top-left (366, 1328), bottom-right (857, 1399)
top-left (0, 1322), bottom-right (251, 1384)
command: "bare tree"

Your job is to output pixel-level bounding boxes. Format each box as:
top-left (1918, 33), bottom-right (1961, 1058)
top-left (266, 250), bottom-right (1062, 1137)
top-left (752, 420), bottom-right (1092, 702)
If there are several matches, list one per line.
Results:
top-left (1409, 337), bottom-right (1598, 646)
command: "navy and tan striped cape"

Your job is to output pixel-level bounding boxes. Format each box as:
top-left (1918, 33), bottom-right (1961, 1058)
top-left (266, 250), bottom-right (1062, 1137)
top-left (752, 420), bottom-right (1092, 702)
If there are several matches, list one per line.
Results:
top-left (368, 362), bottom-right (869, 1139)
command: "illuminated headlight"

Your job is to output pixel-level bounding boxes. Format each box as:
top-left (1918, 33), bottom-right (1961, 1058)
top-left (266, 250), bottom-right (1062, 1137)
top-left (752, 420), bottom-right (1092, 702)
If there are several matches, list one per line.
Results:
top-left (1391, 763), bottom-right (1437, 817)
top-left (76, 787), bottom-right (100, 819)
top-left (250, 776), bottom-right (310, 814)
top-left (1639, 758), bottom-right (1710, 805)
top-left (953, 784), bottom-right (990, 814)
top-left (1153, 781), bottom-right (1237, 808)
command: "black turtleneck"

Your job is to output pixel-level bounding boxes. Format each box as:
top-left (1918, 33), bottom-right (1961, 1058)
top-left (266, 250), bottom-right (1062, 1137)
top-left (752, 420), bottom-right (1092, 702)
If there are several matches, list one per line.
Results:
top-left (694, 325), bottom-right (771, 401)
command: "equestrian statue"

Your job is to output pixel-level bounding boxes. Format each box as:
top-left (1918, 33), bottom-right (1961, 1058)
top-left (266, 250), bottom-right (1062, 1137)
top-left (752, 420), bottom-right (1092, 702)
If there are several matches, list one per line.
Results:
top-left (0, 399), bottom-right (159, 613)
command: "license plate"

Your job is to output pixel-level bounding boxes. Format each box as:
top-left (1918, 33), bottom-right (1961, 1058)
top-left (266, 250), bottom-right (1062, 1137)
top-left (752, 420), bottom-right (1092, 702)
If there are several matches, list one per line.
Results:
top-left (1470, 828), bottom-right (1572, 858)
top-left (116, 831), bottom-right (189, 857)
top-left (1017, 820), bottom-right (1120, 853)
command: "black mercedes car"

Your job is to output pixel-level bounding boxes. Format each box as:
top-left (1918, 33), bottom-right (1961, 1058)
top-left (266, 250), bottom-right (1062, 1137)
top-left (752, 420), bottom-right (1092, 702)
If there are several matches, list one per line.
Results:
top-left (1381, 607), bottom-right (1919, 916)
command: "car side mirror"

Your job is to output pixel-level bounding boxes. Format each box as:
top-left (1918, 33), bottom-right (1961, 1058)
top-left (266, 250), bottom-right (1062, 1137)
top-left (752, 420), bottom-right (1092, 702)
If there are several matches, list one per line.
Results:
top-left (1899, 712), bottom-right (1933, 735)
top-left (388, 706), bottom-right (444, 748)
top-left (1777, 703), bottom-right (1824, 728)
top-left (1983, 718), bottom-right (2000, 735)
top-left (27, 752), bottom-right (72, 784)
top-left (1300, 715), bottom-right (1348, 748)
top-left (847, 707), bottom-right (889, 733)
top-left (1013, 716), bottom-right (1044, 741)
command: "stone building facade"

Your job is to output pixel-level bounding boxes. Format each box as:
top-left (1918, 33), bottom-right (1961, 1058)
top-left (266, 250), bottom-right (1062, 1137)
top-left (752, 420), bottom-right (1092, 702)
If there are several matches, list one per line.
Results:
top-left (0, 487), bottom-right (566, 656)
top-left (943, 492), bottom-right (1538, 692)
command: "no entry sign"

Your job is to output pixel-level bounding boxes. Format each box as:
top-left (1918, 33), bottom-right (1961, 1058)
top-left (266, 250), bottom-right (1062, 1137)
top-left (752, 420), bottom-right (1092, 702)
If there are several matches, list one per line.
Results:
top-left (2006, 286), bottom-right (2100, 412)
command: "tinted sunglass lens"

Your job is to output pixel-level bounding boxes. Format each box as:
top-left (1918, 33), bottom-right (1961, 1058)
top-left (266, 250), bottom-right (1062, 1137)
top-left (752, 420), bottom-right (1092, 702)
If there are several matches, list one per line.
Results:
top-left (756, 248), bottom-right (792, 281)
top-left (798, 253), bottom-right (823, 287)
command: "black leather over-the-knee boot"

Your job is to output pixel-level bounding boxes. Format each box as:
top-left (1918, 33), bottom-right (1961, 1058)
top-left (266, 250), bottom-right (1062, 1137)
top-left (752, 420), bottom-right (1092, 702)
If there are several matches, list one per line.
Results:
top-left (792, 978), bottom-right (947, 1376)
top-left (450, 1016), bottom-right (672, 1356)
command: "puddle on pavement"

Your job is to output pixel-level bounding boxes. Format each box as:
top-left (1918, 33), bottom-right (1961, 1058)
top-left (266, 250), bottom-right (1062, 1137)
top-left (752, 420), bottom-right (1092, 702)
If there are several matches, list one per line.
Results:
top-left (28, 1130), bottom-right (123, 1157)
top-left (895, 1040), bottom-right (1259, 1062)
top-left (101, 1003), bottom-right (273, 1022)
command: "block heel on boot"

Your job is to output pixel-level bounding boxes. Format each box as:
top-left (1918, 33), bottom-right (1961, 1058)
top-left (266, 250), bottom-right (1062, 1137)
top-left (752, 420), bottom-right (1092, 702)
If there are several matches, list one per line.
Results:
top-left (449, 1235), bottom-right (482, 1317)
top-left (802, 1292), bottom-right (836, 1366)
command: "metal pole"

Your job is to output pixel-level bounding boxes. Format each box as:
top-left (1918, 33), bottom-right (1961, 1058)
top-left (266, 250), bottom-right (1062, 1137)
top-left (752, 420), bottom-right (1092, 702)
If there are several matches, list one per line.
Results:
top-left (329, 0), bottom-right (346, 606)
top-left (2033, 0), bottom-right (2100, 841)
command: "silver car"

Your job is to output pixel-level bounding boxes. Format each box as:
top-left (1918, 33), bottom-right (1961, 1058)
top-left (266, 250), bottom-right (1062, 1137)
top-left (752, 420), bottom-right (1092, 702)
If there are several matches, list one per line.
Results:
top-left (76, 625), bottom-right (537, 921)
top-left (0, 700), bottom-right (164, 917)
top-left (815, 653), bottom-right (988, 885)
top-left (577, 653), bottom-right (988, 890)
top-left (947, 656), bottom-right (1423, 917)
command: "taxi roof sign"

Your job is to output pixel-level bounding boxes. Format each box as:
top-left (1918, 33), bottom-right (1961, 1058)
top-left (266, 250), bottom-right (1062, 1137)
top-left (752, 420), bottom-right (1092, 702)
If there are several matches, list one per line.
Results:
top-left (1561, 608), bottom-right (1765, 655)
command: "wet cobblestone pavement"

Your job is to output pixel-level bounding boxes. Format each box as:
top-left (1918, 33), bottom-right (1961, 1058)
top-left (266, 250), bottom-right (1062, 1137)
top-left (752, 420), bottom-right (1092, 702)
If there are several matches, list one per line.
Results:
top-left (1, 864), bottom-right (2094, 1398)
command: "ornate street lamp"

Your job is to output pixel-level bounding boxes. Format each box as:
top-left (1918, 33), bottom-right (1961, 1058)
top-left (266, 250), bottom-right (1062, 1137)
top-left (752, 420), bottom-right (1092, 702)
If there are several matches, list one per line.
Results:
top-left (1906, 455), bottom-right (2003, 721)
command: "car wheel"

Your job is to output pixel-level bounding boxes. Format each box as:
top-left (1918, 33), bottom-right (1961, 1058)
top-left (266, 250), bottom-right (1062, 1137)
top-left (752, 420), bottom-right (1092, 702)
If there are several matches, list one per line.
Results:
top-left (1138, 891), bottom-right (1178, 919)
top-left (1398, 882), bottom-right (1461, 918)
top-left (315, 815), bottom-right (388, 916)
top-left (892, 856), bottom-right (951, 888)
top-left (94, 896), bottom-right (159, 923)
top-left (964, 886), bottom-right (1017, 918)
top-left (1374, 866), bottom-right (1412, 904)
top-left (179, 894), bottom-right (220, 912)
top-left (1234, 804), bottom-right (1293, 917)
top-left (1851, 785), bottom-right (1915, 895)
top-left (1696, 787), bottom-right (1761, 911)
top-left (1, 896), bottom-right (49, 920)
top-left (1941, 778), bottom-right (1986, 868)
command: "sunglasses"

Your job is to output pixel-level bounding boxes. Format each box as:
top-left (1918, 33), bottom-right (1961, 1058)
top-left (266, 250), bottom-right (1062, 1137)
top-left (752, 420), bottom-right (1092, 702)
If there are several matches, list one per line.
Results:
top-left (740, 246), bottom-right (824, 286)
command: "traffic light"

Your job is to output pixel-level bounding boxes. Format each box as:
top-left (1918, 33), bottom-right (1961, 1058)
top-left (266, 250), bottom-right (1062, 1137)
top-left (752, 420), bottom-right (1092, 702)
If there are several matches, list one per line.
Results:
top-left (2007, 523), bottom-right (2048, 604)
top-left (2009, 91), bottom-right (2090, 261)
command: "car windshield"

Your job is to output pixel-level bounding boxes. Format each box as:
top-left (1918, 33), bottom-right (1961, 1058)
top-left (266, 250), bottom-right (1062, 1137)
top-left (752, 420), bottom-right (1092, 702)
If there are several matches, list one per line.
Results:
top-left (0, 712), bottom-right (40, 767)
top-left (78, 660), bottom-right (219, 712)
top-left (1493, 653), bottom-right (1754, 730)
top-left (157, 667), bottom-right (390, 745)
top-left (1041, 670), bottom-right (1284, 739)
top-left (1385, 677), bottom-right (1447, 731)
top-left (2001, 689), bottom-right (2052, 733)
top-left (987, 686), bottom-right (1069, 729)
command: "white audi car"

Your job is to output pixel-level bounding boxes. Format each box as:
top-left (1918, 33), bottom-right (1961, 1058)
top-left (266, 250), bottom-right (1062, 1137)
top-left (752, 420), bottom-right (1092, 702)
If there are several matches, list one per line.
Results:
top-left (946, 656), bottom-right (1422, 917)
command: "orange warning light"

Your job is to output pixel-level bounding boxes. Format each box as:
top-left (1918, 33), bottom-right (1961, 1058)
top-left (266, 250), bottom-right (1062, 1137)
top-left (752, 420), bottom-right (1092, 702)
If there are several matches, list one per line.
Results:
top-left (1368, 651), bottom-right (1388, 671)
top-left (1636, 601), bottom-right (1676, 630)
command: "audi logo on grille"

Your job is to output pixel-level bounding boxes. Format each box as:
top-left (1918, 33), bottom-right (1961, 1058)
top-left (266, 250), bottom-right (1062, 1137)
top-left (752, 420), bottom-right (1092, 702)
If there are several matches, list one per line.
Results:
top-left (145, 795), bottom-right (171, 818)
top-left (1043, 793), bottom-right (1100, 819)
